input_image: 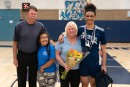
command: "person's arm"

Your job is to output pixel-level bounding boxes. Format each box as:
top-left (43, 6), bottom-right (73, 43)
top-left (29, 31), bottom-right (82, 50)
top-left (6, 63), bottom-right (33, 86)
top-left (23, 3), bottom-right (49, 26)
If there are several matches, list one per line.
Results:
top-left (58, 32), bottom-right (66, 44)
top-left (101, 44), bottom-right (107, 73)
top-left (13, 41), bottom-right (18, 67)
top-left (56, 50), bottom-right (70, 71)
top-left (40, 59), bottom-right (55, 72)
top-left (50, 40), bottom-right (56, 46)
top-left (98, 43), bottom-right (102, 56)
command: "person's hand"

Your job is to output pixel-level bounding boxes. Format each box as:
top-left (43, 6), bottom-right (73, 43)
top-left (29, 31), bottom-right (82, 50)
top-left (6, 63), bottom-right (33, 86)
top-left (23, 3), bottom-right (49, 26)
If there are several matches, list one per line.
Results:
top-left (40, 67), bottom-right (44, 73)
top-left (50, 40), bottom-right (56, 46)
top-left (101, 65), bottom-right (107, 74)
top-left (58, 34), bottom-right (64, 44)
top-left (13, 58), bottom-right (18, 67)
top-left (64, 64), bottom-right (71, 71)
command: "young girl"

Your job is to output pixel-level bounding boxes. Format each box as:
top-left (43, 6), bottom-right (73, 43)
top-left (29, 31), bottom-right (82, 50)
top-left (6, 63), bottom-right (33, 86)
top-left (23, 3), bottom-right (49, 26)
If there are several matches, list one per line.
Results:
top-left (37, 31), bottom-right (57, 87)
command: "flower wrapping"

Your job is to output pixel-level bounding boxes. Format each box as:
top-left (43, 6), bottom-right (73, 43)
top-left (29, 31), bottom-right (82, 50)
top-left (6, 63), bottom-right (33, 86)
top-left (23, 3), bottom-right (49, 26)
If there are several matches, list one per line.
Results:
top-left (61, 48), bottom-right (83, 79)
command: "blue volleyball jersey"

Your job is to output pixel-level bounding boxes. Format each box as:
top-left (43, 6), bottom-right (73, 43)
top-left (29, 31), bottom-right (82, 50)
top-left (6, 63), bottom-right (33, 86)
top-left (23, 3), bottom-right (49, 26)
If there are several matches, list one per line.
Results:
top-left (37, 44), bottom-right (56, 72)
top-left (78, 25), bottom-right (107, 63)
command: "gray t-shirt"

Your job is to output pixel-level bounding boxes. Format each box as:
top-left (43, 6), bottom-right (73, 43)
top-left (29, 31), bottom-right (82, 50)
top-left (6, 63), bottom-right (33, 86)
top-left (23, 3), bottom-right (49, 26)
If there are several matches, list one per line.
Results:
top-left (55, 37), bottom-right (82, 70)
top-left (13, 20), bottom-right (47, 53)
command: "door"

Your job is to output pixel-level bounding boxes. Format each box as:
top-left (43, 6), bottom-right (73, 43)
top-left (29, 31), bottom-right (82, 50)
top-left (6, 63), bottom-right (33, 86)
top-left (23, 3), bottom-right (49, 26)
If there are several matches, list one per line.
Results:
top-left (0, 9), bottom-right (20, 41)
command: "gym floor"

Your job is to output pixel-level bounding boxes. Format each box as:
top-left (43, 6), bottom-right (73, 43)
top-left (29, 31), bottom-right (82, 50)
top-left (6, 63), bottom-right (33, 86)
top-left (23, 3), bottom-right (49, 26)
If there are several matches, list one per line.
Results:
top-left (0, 42), bottom-right (130, 87)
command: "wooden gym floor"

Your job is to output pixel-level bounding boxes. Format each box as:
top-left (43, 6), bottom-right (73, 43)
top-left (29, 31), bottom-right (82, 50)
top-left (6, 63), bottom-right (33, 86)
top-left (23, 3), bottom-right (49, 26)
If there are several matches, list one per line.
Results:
top-left (0, 42), bottom-right (130, 87)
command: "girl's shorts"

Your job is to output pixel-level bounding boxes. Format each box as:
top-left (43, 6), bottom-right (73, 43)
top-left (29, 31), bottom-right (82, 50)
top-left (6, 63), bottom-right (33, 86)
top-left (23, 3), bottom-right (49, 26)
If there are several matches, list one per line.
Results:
top-left (37, 71), bottom-right (57, 87)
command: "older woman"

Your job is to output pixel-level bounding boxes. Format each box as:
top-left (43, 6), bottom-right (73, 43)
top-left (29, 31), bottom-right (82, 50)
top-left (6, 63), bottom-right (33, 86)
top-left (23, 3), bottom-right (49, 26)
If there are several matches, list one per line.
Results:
top-left (55, 21), bottom-right (82, 87)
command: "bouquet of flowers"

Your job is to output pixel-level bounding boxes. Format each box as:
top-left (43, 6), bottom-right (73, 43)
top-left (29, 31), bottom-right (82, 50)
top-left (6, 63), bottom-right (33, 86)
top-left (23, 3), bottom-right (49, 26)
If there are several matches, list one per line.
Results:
top-left (61, 48), bottom-right (83, 79)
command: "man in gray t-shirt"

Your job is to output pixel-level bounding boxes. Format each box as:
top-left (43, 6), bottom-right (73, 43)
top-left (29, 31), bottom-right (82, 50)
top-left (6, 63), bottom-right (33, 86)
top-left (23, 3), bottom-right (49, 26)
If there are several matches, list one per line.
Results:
top-left (13, 6), bottom-right (55, 87)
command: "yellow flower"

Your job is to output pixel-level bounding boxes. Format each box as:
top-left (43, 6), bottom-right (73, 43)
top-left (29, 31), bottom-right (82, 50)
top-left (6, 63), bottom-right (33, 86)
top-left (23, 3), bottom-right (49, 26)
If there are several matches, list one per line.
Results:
top-left (76, 52), bottom-right (83, 59)
top-left (61, 49), bottom-right (83, 80)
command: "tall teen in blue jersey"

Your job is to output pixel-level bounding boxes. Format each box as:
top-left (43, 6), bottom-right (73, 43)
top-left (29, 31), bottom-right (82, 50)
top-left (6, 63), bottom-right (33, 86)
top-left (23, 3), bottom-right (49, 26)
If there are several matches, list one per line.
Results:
top-left (78, 3), bottom-right (107, 87)
top-left (37, 31), bottom-right (57, 87)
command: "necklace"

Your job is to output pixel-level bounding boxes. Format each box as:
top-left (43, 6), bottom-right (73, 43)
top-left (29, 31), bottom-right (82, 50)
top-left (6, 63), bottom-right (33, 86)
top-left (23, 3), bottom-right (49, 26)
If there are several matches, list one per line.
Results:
top-left (84, 26), bottom-right (96, 49)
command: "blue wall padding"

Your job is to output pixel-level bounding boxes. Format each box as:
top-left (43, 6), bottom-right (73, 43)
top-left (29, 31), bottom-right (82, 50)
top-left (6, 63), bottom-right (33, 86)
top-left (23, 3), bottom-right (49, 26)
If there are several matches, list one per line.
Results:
top-left (38, 20), bottom-right (130, 42)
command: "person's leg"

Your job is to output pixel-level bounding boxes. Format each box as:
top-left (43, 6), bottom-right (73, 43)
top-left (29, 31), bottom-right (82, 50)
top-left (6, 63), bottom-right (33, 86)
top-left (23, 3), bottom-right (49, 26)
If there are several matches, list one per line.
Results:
top-left (70, 69), bottom-right (80, 87)
top-left (46, 72), bottom-right (57, 87)
top-left (79, 60), bottom-right (90, 87)
top-left (37, 72), bottom-right (46, 87)
top-left (28, 53), bottom-right (38, 87)
top-left (80, 76), bottom-right (89, 87)
top-left (89, 64), bottom-right (101, 87)
top-left (90, 77), bottom-right (96, 87)
top-left (59, 65), bottom-right (69, 87)
top-left (17, 52), bottom-right (27, 87)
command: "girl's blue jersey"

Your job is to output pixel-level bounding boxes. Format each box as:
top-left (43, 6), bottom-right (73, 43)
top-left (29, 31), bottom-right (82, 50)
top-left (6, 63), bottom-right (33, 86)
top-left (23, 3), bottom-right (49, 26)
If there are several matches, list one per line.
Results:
top-left (37, 44), bottom-right (56, 72)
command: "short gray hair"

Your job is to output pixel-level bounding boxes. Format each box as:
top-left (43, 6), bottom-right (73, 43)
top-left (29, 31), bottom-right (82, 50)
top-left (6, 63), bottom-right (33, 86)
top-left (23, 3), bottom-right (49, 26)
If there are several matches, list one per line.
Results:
top-left (65, 21), bottom-right (78, 35)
